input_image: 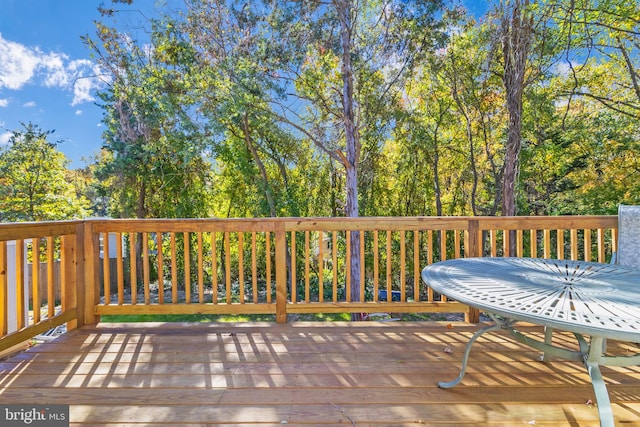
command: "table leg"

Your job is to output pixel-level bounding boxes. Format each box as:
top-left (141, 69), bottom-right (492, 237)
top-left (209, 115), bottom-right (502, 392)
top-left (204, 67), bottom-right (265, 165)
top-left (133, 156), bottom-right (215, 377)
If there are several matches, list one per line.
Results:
top-left (438, 319), bottom-right (502, 388)
top-left (585, 336), bottom-right (615, 427)
top-left (542, 326), bottom-right (553, 363)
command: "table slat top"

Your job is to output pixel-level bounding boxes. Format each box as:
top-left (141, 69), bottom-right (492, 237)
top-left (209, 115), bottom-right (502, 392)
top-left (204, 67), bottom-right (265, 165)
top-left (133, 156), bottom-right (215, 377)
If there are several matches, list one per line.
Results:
top-left (422, 257), bottom-right (640, 342)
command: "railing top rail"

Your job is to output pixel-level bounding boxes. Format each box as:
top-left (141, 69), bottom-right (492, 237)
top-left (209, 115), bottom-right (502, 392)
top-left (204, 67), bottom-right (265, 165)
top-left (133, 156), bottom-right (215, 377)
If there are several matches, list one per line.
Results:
top-left (0, 221), bottom-right (81, 241)
top-left (0, 216), bottom-right (617, 240)
top-left (84, 215), bottom-right (617, 233)
top-left (475, 215), bottom-right (616, 230)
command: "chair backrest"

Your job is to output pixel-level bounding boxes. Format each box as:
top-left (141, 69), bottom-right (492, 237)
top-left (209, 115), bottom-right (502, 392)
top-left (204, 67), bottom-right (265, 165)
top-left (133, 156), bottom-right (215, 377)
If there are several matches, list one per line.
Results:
top-left (617, 205), bottom-right (640, 267)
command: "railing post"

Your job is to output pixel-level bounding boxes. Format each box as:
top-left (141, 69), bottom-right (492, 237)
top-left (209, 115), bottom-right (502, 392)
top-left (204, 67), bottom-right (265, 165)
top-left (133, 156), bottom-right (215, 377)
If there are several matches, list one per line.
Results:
top-left (83, 221), bottom-right (99, 325)
top-left (274, 223), bottom-right (288, 323)
top-left (465, 219), bottom-right (481, 323)
top-left (61, 234), bottom-right (77, 331)
top-left (74, 223), bottom-right (86, 328)
top-left (0, 241), bottom-right (7, 336)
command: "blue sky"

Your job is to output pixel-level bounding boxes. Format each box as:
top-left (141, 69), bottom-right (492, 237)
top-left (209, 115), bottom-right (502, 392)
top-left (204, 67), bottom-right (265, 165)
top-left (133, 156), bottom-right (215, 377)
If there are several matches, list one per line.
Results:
top-left (0, 0), bottom-right (166, 168)
top-left (1, 0), bottom-right (487, 169)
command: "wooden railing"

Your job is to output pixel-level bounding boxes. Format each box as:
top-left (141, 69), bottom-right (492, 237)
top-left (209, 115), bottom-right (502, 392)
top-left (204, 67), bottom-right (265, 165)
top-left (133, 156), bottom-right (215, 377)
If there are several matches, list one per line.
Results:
top-left (0, 215), bottom-right (618, 353)
top-left (0, 221), bottom-right (84, 355)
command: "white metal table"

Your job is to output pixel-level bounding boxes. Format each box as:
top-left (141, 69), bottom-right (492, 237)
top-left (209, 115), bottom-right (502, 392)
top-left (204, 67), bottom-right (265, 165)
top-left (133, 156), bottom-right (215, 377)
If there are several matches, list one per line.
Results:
top-left (421, 257), bottom-right (640, 427)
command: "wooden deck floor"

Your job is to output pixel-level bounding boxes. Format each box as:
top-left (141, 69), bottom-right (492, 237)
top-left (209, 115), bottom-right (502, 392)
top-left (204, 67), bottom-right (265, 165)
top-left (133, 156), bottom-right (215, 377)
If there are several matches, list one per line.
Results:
top-left (2, 321), bottom-right (640, 426)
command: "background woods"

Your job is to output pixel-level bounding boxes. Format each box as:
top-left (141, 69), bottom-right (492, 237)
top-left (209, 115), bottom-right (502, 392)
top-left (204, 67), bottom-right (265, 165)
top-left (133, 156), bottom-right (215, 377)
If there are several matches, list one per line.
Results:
top-left (1, 0), bottom-right (639, 224)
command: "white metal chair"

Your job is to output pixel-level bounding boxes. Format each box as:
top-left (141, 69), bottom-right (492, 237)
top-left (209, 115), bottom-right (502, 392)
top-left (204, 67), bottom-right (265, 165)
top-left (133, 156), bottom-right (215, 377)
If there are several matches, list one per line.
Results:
top-left (602, 205), bottom-right (640, 352)
top-left (543, 205), bottom-right (640, 362)
top-left (612, 204), bottom-right (640, 267)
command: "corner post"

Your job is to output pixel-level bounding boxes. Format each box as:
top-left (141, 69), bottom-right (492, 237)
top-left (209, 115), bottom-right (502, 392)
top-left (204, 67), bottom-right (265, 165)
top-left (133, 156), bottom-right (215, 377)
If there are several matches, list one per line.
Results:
top-left (83, 221), bottom-right (100, 325)
top-left (0, 242), bottom-right (7, 336)
top-left (61, 233), bottom-right (78, 331)
top-left (465, 219), bottom-right (481, 323)
top-left (73, 223), bottom-right (86, 328)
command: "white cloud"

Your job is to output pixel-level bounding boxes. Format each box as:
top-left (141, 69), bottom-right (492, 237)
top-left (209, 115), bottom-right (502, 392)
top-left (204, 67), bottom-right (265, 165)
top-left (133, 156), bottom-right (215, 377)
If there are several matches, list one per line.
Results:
top-left (75, 109), bottom-right (83, 115)
top-left (23, 101), bottom-right (36, 108)
top-left (0, 98), bottom-right (8, 107)
top-left (555, 61), bottom-right (582, 77)
top-left (0, 34), bottom-right (40, 89)
top-left (0, 33), bottom-right (105, 105)
top-left (0, 131), bottom-right (12, 145)
top-left (68, 59), bottom-right (105, 106)
top-left (41, 52), bottom-right (71, 87)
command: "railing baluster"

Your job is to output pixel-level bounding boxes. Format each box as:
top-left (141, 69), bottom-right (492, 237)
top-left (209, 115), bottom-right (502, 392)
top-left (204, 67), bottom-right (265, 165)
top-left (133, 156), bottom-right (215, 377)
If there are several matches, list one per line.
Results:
top-left (316, 231), bottom-right (322, 303)
top-left (543, 229), bottom-right (551, 259)
top-left (557, 229), bottom-right (565, 260)
top-left (359, 231), bottom-right (365, 303)
top-left (252, 232), bottom-right (258, 304)
top-left (274, 224), bottom-right (287, 323)
top-left (490, 230), bottom-right (497, 257)
top-left (304, 230), bottom-right (310, 303)
top-left (170, 233), bottom-right (178, 304)
top-left (117, 232), bottom-right (124, 305)
top-left (130, 233), bottom-right (137, 306)
top-left (198, 232), bottom-right (204, 304)
top-left (571, 229), bottom-right (578, 260)
top-left (157, 232), bottom-right (164, 304)
top-left (143, 232), bottom-right (150, 305)
top-left (386, 230), bottom-right (392, 301)
top-left (530, 229), bottom-right (537, 258)
top-left (184, 232), bottom-right (191, 304)
top-left (290, 231), bottom-right (296, 304)
top-left (266, 232), bottom-right (272, 304)
top-left (597, 228), bottom-right (605, 263)
top-left (373, 230), bottom-right (379, 301)
top-left (414, 231), bottom-right (420, 302)
top-left (400, 230), bottom-right (406, 301)
top-left (102, 233), bottom-right (110, 306)
top-left (332, 231), bottom-right (338, 302)
top-left (32, 240), bottom-right (40, 323)
top-left (345, 230), bottom-right (350, 302)
top-left (584, 229), bottom-right (592, 262)
top-left (516, 230), bottom-right (523, 257)
top-left (15, 239), bottom-right (25, 330)
top-left (211, 231), bottom-right (218, 304)
top-left (238, 232), bottom-right (244, 304)
top-left (224, 232), bottom-right (231, 304)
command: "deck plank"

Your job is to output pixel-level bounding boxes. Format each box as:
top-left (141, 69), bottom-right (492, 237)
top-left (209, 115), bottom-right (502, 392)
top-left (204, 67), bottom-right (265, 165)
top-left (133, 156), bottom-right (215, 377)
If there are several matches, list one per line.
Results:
top-left (1, 321), bottom-right (640, 426)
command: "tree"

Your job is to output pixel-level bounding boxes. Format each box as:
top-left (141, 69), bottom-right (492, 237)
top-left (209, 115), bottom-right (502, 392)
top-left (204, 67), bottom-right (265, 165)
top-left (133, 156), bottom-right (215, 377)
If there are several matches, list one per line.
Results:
top-left (555, 0), bottom-right (640, 120)
top-left (269, 0), bottom-right (445, 313)
top-left (84, 11), bottom-right (212, 219)
top-left (0, 122), bottom-right (89, 222)
top-left (499, 0), bottom-right (534, 223)
top-left (183, 0), bottom-right (309, 218)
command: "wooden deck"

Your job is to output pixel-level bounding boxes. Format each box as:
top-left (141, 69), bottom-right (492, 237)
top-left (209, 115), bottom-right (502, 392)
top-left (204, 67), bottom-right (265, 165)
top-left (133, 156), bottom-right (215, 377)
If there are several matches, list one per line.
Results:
top-left (2, 321), bottom-right (640, 426)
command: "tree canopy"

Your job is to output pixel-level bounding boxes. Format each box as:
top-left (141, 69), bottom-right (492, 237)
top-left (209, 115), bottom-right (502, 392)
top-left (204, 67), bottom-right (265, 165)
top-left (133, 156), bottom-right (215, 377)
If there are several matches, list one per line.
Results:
top-left (5, 0), bottom-right (638, 223)
top-left (0, 122), bottom-right (89, 222)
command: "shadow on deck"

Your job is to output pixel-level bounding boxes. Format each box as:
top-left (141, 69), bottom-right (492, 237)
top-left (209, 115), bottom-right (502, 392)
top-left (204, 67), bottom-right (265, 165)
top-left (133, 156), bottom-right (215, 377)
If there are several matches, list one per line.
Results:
top-left (2, 321), bottom-right (640, 426)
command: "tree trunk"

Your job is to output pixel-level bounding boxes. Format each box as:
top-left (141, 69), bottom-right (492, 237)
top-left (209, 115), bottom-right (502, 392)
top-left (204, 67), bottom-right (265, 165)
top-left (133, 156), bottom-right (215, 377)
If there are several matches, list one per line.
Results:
top-left (501, 0), bottom-right (533, 255)
top-left (243, 113), bottom-right (277, 218)
top-left (336, 0), bottom-right (362, 318)
top-left (135, 178), bottom-right (147, 285)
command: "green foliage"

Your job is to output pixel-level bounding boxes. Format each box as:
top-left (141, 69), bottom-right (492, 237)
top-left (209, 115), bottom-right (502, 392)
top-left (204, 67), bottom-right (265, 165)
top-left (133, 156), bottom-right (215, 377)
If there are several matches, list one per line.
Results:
top-left (5, 0), bottom-right (640, 223)
top-left (0, 122), bottom-right (89, 222)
